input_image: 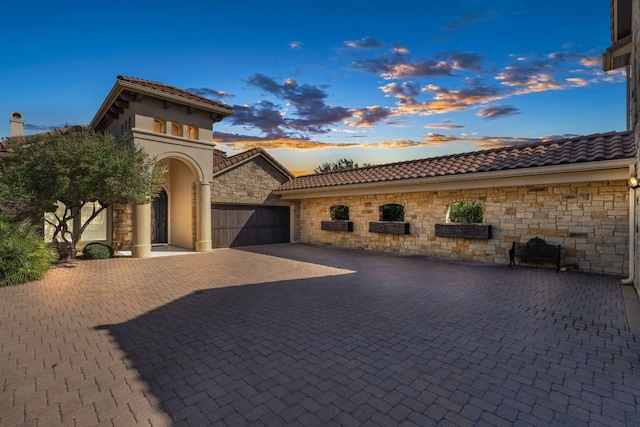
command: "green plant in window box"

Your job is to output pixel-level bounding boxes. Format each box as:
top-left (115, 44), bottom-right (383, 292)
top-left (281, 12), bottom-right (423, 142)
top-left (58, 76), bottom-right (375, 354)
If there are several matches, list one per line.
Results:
top-left (323, 205), bottom-right (353, 231)
top-left (448, 201), bottom-right (483, 224)
top-left (436, 201), bottom-right (490, 239)
top-left (330, 205), bottom-right (349, 221)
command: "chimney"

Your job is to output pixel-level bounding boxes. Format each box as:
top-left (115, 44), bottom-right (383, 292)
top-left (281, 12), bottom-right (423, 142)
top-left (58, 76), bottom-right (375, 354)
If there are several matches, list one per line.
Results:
top-left (10, 112), bottom-right (24, 137)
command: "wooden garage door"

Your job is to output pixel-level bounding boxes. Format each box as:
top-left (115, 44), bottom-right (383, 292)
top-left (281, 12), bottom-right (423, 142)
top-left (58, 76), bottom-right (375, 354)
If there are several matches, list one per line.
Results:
top-left (212, 205), bottom-right (290, 248)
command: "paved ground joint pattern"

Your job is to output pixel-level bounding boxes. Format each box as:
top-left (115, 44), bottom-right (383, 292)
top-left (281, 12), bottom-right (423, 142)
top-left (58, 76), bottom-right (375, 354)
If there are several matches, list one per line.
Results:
top-left (1, 244), bottom-right (640, 426)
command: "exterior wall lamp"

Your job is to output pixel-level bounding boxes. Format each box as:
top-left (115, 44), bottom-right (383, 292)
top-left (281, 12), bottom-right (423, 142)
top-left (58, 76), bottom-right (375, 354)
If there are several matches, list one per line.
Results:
top-left (629, 177), bottom-right (640, 189)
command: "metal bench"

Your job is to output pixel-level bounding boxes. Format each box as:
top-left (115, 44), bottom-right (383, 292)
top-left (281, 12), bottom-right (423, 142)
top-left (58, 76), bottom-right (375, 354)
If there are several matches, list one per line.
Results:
top-left (509, 237), bottom-right (561, 272)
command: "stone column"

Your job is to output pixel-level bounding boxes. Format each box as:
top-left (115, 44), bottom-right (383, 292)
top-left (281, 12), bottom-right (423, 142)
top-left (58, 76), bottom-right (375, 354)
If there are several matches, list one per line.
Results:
top-left (131, 203), bottom-right (151, 258)
top-left (195, 181), bottom-right (212, 252)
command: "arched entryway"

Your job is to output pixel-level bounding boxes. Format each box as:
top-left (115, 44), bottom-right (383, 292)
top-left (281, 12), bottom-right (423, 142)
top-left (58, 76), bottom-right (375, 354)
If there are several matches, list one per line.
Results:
top-left (131, 151), bottom-right (212, 258)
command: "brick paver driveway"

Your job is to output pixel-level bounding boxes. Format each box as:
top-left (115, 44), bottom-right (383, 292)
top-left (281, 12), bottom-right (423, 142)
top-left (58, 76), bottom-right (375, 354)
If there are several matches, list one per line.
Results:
top-left (1, 244), bottom-right (640, 426)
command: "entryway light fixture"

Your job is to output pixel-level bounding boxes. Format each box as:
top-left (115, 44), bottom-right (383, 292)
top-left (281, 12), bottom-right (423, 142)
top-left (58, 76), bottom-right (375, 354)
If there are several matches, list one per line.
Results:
top-left (629, 177), bottom-right (640, 189)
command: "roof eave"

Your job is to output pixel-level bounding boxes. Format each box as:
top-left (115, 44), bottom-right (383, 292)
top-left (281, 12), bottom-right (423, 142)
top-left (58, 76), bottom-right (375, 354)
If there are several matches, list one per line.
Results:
top-left (89, 81), bottom-right (122, 130)
top-left (603, 36), bottom-right (632, 71)
top-left (117, 80), bottom-right (233, 116)
top-left (90, 80), bottom-right (234, 132)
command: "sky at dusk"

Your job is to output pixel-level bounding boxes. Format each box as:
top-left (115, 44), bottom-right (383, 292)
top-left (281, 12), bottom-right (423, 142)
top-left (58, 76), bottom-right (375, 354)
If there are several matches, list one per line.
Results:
top-left (1, 1), bottom-right (627, 175)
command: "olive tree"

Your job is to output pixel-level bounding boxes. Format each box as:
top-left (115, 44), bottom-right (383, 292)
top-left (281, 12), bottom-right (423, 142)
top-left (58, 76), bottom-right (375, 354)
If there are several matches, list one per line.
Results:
top-left (0, 129), bottom-right (165, 259)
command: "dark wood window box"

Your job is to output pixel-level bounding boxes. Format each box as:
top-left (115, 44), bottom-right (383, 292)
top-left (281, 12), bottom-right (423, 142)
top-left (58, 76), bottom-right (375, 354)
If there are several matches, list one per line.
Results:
top-left (369, 221), bottom-right (410, 235)
top-left (435, 224), bottom-right (491, 240)
top-left (321, 221), bottom-right (353, 232)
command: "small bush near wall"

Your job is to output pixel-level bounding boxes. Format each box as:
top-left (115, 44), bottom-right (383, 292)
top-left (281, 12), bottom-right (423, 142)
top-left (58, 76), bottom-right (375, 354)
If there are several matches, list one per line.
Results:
top-left (83, 242), bottom-right (114, 259)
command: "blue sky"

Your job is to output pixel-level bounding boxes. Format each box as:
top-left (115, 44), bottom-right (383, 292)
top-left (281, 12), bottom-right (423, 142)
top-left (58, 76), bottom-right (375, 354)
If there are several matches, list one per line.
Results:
top-left (1, 0), bottom-right (626, 175)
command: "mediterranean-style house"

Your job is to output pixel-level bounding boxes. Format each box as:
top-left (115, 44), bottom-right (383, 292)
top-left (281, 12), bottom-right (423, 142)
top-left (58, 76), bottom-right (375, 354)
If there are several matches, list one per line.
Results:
top-left (1, 69), bottom-right (636, 279)
top-left (3, 76), bottom-right (294, 257)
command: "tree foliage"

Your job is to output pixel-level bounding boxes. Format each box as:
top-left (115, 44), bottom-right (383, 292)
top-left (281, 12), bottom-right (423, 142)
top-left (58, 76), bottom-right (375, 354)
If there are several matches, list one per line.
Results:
top-left (0, 129), bottom-right (165, 259)
top-left (448, 201), bottom-right (483, 223)
top-left (330, 205), bottom-right (349, 221)
top-left (314, 158), bottom-right (372, 174)
top-left (380, 204), bottom-right (404, 222)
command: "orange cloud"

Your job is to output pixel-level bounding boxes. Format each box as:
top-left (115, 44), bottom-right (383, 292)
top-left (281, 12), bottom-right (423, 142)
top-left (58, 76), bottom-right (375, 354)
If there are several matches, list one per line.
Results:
top-left (213, 133), bottom-right (360, 151)
top-left (580, 56), bottom-right (601, 67)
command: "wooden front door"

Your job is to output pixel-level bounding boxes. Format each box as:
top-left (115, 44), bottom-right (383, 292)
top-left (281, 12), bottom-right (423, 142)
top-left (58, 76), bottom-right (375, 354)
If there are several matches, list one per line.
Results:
top-left (151, 189), bottom-right (168, 244)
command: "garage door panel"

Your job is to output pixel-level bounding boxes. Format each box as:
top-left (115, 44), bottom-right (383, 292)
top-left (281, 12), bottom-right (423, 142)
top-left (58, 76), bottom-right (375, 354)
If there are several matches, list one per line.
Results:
top-left (212, 205), bottom-right (289, 248)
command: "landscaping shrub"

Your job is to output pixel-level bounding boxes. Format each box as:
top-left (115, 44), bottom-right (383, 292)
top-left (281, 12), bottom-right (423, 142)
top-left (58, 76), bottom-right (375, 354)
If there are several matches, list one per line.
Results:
top-left (0, 215), bottom-right (57, 287)
top-left (82, 242), bottom-right (114, 259)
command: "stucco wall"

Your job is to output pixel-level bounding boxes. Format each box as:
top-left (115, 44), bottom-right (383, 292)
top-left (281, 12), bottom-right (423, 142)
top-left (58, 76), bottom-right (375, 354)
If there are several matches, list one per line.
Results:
top-left (211, 158), bottom-right (290, 205)
top-left (297, 181), bottom-right (629, 275)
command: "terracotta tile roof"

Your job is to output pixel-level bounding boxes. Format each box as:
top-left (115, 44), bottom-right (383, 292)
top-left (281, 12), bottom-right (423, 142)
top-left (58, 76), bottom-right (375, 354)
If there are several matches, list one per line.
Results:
top-left (275, 131), bottom-right (635, 192)
top-left (117, 76), bottom-right (232, 112)
top-left (212, 147), bottom-right (294, 179)
top-left (0, 125), bottom-right (87, 152)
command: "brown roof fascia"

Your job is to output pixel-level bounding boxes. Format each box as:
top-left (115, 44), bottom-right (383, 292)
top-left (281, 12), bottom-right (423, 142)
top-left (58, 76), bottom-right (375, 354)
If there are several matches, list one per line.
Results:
top-left (90, 76), bottom-right (233, 131)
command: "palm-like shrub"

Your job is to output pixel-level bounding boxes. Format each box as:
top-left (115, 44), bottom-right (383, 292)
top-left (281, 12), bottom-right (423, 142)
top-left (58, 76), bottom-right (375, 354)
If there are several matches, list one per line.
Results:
top-left (0, 216), bottom-right (57, 287)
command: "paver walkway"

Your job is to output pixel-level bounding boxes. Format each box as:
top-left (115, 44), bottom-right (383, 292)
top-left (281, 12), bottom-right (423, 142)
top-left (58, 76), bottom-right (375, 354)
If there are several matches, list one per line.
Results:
top-left (1, 243), bottom-right (639, 426)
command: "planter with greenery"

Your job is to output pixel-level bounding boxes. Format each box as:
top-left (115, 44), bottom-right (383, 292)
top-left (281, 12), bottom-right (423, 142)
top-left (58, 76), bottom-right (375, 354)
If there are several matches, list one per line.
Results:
top-left (436, 201), bottom-right (491, 239)
top-left (369, 203), bottom-right (410, 234)
top-left (322, 205), bottom-right (354, 232)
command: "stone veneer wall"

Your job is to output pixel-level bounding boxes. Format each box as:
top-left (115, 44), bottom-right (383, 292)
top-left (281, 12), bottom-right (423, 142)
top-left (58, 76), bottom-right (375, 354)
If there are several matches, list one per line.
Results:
top-left (298, 181), bottom-right (629, 275)
top-left (211, 157), bottom-right (290, 205)
top-left (112, 203), bottom-right (133, 250)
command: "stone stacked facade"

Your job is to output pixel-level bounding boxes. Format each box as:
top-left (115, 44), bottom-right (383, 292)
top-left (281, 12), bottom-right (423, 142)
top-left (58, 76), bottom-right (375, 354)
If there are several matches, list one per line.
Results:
top-left (295, 181), bottom-right (629, 275)
top-left (211, 156), bottom-right (291, 206)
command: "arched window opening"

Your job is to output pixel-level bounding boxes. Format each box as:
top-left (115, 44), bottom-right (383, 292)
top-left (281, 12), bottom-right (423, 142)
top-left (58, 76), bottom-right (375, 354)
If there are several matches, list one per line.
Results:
top-left (153, 117), bottom-right (165, 133)
top-left (187, 125), bottom-right (198, 139)
top-left (171, 121), bottom-right (182, 137)
top-left (330, 205), bottom-right (349, 221)
top-left (380, 203), bottom-right (404, 222)
top-left (446, 201), bottom-right (483, 224)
